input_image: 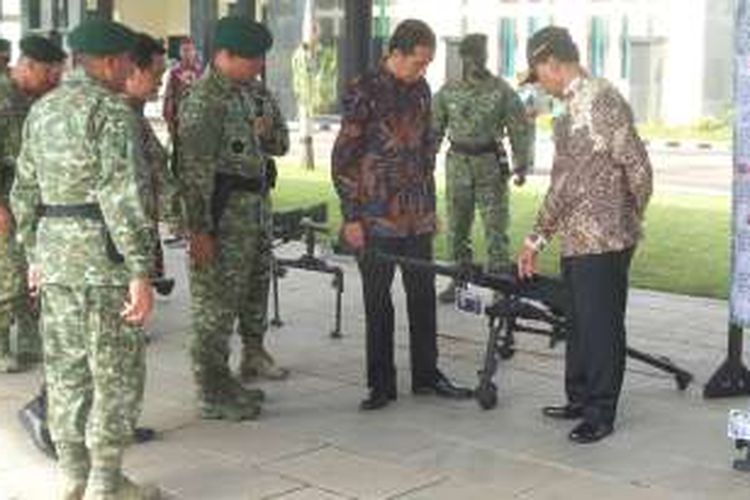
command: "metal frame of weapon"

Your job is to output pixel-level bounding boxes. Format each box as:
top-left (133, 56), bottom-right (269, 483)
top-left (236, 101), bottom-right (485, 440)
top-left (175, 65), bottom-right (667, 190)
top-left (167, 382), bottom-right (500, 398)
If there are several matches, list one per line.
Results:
top-left (374, 252), bottom-right (694, 410)
top-left (270, 203), bottom-right (343, 338)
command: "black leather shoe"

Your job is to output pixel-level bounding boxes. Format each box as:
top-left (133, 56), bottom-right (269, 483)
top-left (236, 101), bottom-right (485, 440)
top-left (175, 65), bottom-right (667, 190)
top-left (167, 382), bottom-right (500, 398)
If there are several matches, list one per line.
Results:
top-left (413, 372), bottom-right (473, 399)
top-left (359, 391), bottom-right (392, 411)
top-left (134, 427), bottom-right (157, 443)
top-left (542, 404), bottom-right (584, 420)
top-left (568, 421), bottom-right (613, 444)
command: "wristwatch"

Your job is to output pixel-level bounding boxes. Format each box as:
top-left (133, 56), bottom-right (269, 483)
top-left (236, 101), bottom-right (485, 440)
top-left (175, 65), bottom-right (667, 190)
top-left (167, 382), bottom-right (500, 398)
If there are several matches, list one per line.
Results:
top-left (524, 233), bottom-right (547, 253)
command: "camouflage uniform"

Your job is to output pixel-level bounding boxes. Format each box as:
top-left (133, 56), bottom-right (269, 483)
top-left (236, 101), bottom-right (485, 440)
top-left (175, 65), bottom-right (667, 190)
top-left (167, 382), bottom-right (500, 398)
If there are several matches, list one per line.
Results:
top-left (433, 35), bottom-right (533, 281)
top-left (11, 67), bottom-right (155, 497)
top-left (178, 68), bottom-right (288, 419)
top-left (0, 76), bottom-right (40, 372)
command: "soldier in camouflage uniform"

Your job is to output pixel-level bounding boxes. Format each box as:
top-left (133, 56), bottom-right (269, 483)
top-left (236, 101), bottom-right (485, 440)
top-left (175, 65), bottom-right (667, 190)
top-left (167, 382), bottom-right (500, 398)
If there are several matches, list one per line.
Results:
top-left (433, 34), bottom-right (533, 302)
top-left (0, 35), bottom-right (66, 373)
top-left (125, 33), bottom-right (181, 289)
top-left (236, 77), bottom-right (290, 382)
top-left (178, 17), bottom-right (288, 421)
top-left (11, 20), bottom-right (159, 500)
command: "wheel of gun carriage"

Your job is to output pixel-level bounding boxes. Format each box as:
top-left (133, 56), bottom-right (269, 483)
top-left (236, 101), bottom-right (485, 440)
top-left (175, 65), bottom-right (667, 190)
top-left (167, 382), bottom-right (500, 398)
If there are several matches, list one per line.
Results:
top-left (476, 382), bottom-right (498, 410)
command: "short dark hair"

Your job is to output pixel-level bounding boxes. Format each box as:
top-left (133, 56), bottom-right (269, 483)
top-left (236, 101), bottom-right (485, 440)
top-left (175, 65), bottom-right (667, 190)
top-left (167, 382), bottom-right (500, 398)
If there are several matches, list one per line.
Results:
top-left (388, 19), bottom-right (435, 55)
top-left (131, 33), bottom-right (165, 69)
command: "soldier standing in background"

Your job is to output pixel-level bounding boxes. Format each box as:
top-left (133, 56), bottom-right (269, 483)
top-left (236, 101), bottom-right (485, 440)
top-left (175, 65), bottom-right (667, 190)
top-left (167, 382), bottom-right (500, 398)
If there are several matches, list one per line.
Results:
top-left (432, 33), bottom-right (533, 303)
top-left (0, 35), bottom-right (66, 373)
top-left (125, 33), bottom-right (181, 293)
top-left (11, 19), bottom-right (159, 499)
top-left (178, 16), bottom-right (287, 421)
top-left (0, 38), bottom-right (12, 80)
top-left (236, 76), bottom-right (290, 383)
top-left (162, 37), bottom-right (202, 140)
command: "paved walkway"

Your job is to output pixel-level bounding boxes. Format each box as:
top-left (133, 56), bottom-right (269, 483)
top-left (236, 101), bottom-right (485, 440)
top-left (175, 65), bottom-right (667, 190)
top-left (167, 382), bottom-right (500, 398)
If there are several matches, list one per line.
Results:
top-left (2, 243), bottom-right (750, 499)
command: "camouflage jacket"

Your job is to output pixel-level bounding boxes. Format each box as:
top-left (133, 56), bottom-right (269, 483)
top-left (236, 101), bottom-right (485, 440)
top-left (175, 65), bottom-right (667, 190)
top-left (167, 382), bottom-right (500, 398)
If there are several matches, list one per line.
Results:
top-left (11, 68), bottom-right (154, 286)
top-left (0, 77), bottom-right (31, 206)
top-left (162, 59), bottom-right (203, 133)
top-left (177, 67), bottom-right (289, 234)
top-left (533, 76), bottom-right (652, 257)
top-left (433, 73), bottom-right (533, 173)
top-left (131, 101), bottom-right (181, 227)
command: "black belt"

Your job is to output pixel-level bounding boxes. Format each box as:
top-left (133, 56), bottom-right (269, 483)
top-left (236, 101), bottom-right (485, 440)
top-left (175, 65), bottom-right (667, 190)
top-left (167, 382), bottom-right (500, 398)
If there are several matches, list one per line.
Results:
top-left (449, 141), bottom-right (497, 156)
top-left (40, 203), bottom-right (124, 263)
top-left (40, 203), bottom-right (103, 219)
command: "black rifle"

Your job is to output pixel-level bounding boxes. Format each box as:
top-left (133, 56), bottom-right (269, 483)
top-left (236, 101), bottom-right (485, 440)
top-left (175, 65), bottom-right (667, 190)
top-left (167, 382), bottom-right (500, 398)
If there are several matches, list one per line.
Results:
top-left (374, 252), bottom-right (694, 410)
top-left (271, 203), bottom-right (343, 338)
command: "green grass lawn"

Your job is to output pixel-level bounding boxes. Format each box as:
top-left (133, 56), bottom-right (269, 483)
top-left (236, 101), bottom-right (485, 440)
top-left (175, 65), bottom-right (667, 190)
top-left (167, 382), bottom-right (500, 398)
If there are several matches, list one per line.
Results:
top-left (273, 166), bottom-right (731, 299)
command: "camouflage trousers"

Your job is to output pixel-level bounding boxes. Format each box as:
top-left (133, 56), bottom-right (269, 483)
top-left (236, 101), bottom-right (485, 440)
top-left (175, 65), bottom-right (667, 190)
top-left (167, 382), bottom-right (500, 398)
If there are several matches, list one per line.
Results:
top-left (188, 194), bottom-right (271, 399)
top-left (41, 284), bottom-right (145, 450)
top-left (445, 151), bottom-right (510, 273)
top-left (0, 232), bottom-right (40, 359)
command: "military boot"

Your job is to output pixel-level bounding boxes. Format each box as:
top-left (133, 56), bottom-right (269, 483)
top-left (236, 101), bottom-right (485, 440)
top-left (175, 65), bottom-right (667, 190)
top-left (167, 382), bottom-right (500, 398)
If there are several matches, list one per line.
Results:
top-left (58, 478), bottom-right (86, 500)
top-left (83, 476), bottom-right (161, 500)
top-left (239, 344), bottom-right (289, 382)
top-left (199, 398), bottom-right (261, 422)
top-left (438, 281), bottom-right (457, 304)
top-left (57, 442), bottom-right (90, 500)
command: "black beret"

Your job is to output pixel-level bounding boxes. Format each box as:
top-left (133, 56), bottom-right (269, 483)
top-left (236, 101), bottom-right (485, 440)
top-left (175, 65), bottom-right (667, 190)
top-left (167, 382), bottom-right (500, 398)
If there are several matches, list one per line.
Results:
top-left (459, 34), bottom-right (487, 60)
top-left (214, 16), bottom-right (273, 58)
top-left (20, 35), bottom-right (67, 63)
top-left (68, 19), bottom-right (137, 55)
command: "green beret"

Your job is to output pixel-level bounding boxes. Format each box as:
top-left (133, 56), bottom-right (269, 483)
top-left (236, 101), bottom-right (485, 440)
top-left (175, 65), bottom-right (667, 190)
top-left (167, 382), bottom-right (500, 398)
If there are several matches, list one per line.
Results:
top-left (459, 34), bottom-right (487, 60)
top-left (20, 35), bottom-right (67, 63)
top-left (68, 19), bottom-right (137, 55)
top-left (214, 16), bottom-right (273, 58)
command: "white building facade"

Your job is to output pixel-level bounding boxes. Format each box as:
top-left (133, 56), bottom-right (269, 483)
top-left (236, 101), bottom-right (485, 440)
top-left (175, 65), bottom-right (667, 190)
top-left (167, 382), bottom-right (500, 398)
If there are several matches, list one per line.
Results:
top-left (388, 0), bottom-right (733, 125)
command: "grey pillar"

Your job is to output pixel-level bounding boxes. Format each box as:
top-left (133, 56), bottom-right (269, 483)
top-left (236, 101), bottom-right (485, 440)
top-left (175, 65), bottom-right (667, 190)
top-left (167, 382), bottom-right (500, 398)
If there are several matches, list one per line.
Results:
top-left (230, 0), bottom-right (256, 19)
top-left (341, 0), bottom-right (372, 90)
top-left (191, 0), bottom-right (218, 63)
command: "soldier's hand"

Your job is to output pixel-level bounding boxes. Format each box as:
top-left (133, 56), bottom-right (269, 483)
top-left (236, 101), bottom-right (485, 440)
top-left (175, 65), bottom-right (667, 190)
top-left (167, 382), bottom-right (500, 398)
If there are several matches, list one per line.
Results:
top-left (27, 264), bottom-right (41, 299)
top-left (189, 232), bottom-right (216, 268)
top-left (517, 245), bottom-right (538, 280)
top-left (342, 222), bottom-right (365, 251)
top-left (121, 277), bottom-right (154, 326)
top-left (0, 204), bottom-right (12, 236)
top-left (253, 116), bottom-right (274, 140)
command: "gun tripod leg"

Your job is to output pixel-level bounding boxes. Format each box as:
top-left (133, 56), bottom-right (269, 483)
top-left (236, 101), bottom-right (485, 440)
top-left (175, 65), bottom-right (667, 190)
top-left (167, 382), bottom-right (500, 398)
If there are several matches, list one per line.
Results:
top-left (476, 314), bottom-right (503, 410)
top-left (270, 259), bottom-right (283, 328)
top-left (331, 270), bottom-right (343, 339)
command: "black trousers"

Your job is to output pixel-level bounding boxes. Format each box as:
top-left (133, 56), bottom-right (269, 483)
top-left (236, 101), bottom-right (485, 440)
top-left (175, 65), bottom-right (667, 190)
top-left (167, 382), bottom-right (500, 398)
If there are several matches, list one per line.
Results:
top-left (561, 247), bottom-right (634, 426)
top-left (357, 234), bottom-right (438, 394)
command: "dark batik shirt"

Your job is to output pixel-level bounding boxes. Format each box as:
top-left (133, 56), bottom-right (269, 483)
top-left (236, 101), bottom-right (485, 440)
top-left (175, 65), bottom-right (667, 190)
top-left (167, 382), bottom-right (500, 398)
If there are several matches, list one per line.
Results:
top-left (331, 64), bottom-right (437, 238)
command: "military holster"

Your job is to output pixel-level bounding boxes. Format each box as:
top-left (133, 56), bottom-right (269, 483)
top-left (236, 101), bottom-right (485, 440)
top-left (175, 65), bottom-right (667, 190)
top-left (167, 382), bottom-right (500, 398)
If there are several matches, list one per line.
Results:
top-left (210, 172), bottom-right (269, 233)
top-left (40, 203), bottom-right (125, 264)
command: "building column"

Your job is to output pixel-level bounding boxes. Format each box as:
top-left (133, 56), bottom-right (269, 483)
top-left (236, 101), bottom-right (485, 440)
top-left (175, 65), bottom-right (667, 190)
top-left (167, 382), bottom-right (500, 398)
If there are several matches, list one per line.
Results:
top-left (191, 0), bottom-right (218, 63)
top-left (340, 0), bottom-right (372, 90)
top-left (231, 0), bottom-right (257, 19)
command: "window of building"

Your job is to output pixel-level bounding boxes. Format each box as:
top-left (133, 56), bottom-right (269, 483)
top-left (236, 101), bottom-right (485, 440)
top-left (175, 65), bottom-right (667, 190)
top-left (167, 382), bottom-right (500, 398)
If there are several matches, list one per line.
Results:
top-left (588, 16), bottom-right (609, 77)
top-left (620, 16), bottom-right (630, 79)
top-left (27, 0), bottom-right (41, 29)
top-left (498, 17), bottom-right (516, 78)
top-left (527, 15), bottom-right (551, 37)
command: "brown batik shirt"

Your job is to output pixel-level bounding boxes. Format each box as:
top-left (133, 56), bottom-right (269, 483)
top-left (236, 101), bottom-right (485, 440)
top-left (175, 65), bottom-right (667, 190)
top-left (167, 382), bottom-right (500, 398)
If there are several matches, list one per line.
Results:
top-left (533, 76), bottom-right (652, 257)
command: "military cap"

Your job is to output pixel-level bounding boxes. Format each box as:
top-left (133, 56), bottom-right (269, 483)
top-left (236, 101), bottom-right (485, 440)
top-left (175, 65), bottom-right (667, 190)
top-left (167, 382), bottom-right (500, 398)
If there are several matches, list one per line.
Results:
top-left (459, 33), bottom-right (487, 60)
top-left (520, 26), bottom-right (579, 84)
top-left (214, 16), bottom-right (273, 58)
top-left (67, 19), bottom-right (137, 55)
top-left (20, 35), bottom-right (67, 63)
top-left (0, 38), bottom-right (10, 54)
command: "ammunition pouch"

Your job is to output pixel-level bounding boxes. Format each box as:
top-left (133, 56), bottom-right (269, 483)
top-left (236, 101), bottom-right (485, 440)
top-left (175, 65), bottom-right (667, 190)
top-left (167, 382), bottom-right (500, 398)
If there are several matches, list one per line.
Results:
top-left (40, 203), bottom-right (124, 264)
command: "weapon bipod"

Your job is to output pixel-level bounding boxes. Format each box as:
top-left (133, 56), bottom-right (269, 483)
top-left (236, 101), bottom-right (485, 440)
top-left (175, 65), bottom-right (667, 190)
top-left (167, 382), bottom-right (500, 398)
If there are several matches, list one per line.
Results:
top-left (476, 293), bottom-right (694, 410)
top-left (271, 215), bottom-right (343, 339)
